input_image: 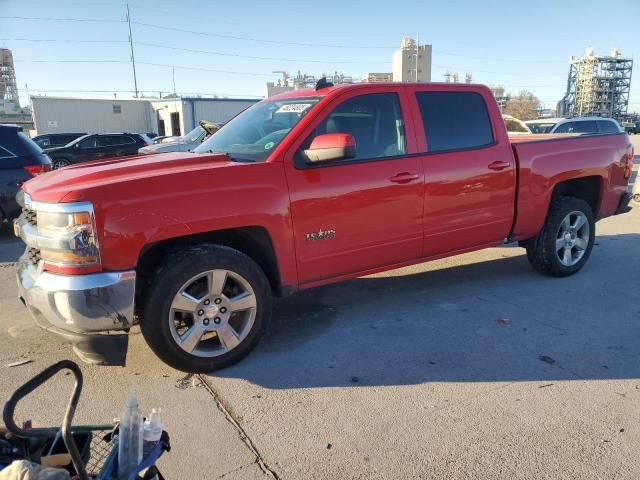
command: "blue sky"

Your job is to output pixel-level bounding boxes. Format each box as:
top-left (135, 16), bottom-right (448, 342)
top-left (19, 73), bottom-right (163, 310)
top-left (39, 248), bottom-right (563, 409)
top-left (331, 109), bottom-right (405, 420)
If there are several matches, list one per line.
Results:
top-left (1, 0), bottom-right (638, 112)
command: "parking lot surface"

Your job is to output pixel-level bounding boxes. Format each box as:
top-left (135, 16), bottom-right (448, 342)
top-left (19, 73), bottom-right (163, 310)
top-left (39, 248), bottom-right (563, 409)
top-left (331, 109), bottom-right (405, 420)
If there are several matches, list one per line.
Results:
top-left (0, 154), bottom-right (638, 479)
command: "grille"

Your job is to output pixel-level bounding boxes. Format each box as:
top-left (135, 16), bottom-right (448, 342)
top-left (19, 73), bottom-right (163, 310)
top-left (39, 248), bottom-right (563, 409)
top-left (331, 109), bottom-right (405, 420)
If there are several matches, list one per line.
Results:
top-left (26, 247), bottom-right (41, 266)
top-left (22, 206), bottom-right (37, 227)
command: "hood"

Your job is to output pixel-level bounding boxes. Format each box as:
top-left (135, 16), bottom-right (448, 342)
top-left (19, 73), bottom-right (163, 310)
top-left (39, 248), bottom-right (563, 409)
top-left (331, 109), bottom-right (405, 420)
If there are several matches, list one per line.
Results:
top-left (23, 151), bottom-right (235, 203)
top-left (138, 141), bottom-right (192, 154)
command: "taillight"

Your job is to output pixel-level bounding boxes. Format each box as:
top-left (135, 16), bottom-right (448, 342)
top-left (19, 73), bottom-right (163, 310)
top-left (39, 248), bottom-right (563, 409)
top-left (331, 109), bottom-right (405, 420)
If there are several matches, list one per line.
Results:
top-left (24, 164), bottom-right (52, 176)
top-left (624, 146), bottom-right (634, 179)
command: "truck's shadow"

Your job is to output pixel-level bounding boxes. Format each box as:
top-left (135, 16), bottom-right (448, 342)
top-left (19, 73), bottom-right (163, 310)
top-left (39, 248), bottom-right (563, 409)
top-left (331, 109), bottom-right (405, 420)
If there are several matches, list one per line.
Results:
top-left (209, 232), bottom-right (640, 389)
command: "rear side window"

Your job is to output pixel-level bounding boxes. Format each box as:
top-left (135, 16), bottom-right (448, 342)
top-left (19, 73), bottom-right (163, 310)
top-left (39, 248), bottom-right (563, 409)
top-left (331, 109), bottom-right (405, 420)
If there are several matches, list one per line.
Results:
top-left (597, 120), bottom-right (621, 134)
top-left (99, 135), bottom-right (135, 146)
top-left (416, 92), bottom-right (494, 153)
top-left (554, 121), bottom-right (598, 134)
top-left (79, 136), bottom-right (97, 149)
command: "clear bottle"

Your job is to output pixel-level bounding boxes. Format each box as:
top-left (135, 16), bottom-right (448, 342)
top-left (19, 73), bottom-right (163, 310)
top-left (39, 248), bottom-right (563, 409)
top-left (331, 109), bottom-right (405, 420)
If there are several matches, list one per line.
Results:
top-left (142, 408), bottom-right (163, 458)
top-left (118, 386), bottom-right (143, 480)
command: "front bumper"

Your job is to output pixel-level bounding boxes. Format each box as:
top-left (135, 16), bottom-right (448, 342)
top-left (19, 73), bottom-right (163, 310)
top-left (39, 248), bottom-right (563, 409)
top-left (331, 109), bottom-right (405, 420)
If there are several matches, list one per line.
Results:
top-left (16, 257), bottom-right (136, 366)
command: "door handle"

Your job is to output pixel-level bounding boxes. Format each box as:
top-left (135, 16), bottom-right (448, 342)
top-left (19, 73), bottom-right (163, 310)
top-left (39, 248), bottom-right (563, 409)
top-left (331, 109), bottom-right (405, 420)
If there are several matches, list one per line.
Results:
top-left (390, 172), bottom-right (420, 184)
top-left (488, 161), bottom-right (511, 171)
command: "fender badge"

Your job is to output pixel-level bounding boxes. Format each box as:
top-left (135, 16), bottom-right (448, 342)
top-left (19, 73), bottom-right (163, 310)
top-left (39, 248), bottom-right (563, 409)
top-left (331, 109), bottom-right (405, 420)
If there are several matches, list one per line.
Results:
top-left (305, 229), bottom-right (336, 242)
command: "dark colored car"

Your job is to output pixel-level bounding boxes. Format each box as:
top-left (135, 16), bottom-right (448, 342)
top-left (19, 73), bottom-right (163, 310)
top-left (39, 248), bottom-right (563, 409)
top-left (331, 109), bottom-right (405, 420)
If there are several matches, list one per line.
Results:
top-left (44, 133), bottom-right (150, 169)
top-left (32, 132), bottom-right (86, 149)
top-left (0, 125), bottom-right (51, 223)
top-left (624, 123), bottom-right (640, 135)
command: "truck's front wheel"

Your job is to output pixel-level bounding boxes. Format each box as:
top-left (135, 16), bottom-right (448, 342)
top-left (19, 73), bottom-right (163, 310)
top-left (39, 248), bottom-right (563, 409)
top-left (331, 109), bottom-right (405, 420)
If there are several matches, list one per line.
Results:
top-left (140, 245), bottom-right (272, 372)
top-left (525, 196), bottom-right (595, 277)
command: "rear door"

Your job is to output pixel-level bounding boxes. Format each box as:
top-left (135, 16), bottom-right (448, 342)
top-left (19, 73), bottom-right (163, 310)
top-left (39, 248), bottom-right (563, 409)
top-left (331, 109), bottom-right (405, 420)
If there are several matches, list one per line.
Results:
top-left (284, 90), bottom-right (424, 285)
top-left (100, 135), bottom-right (137, 157)
top-left (410, 89), bottom-right (516, 256)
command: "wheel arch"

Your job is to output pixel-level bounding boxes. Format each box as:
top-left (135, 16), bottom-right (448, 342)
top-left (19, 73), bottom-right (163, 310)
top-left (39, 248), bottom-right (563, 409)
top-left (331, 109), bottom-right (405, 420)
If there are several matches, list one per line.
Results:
top-left (135, 226), bottom-right (282, 309)
top-left (550, 175), bottom-right (603, 218)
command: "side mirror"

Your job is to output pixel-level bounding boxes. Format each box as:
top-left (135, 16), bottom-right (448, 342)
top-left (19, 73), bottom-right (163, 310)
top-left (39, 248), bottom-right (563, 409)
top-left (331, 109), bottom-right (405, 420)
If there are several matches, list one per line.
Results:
top-left (303, 133), bottom-right (356, 163)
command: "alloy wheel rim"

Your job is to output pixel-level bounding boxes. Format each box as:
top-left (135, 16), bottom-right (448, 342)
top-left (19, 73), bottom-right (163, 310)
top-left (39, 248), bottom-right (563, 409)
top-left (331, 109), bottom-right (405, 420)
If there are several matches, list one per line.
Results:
top-left (555, 211), bottom-right (589, 267)
top-left (168, 269), bottom-right (257, 357)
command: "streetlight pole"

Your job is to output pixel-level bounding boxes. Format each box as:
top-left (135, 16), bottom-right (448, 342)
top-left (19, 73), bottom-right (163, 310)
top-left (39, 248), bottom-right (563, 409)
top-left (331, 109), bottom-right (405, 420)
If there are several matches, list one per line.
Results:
top-left (126, 4), bottom-right (139, 98)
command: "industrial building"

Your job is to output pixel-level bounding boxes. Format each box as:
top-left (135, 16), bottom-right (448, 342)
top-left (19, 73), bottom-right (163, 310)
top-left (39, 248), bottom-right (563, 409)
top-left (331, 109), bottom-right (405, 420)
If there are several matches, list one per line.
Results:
top-left (561, 48), bottom-right (633, 120)
top-left (31, 96), bottom-right (259, 136)
top-left (265, 36), bottom-right (433, 97)
top-left (0, 48), bottom-right (33, 129)
top-left (392, 37), bottom-right (432, 82)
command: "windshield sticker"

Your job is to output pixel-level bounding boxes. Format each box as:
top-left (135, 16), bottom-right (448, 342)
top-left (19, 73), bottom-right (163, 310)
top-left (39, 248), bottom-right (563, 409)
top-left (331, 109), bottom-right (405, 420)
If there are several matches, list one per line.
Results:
top-left (277, 103), bottom-right (312, 113)
top-left (264, 142), bottom-right (275, 150)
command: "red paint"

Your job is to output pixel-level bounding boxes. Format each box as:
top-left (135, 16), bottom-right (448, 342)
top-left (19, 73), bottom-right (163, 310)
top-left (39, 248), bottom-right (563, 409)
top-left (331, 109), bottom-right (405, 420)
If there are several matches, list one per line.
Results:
top-left (22, 83), bottom-right (631, 290)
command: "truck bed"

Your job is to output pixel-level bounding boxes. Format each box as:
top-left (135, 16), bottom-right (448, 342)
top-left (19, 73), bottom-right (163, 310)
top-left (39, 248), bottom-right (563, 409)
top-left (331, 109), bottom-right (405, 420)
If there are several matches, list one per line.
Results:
top-left (509, 132), bottom-right (631, 240)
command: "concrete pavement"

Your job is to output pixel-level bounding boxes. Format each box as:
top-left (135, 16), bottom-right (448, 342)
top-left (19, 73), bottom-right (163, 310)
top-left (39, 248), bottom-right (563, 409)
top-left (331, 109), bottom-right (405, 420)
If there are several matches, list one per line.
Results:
top-left (0, 156), bottom-right (638, 479)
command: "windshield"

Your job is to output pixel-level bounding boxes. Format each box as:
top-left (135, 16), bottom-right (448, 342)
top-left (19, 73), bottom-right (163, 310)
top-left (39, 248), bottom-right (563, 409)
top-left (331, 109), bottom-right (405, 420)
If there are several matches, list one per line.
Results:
top-left (194, 97), bottom-right (321, 162)
top-left (182, 125), bottom-right (206, 143)
top-left (527, 122), bottom-right (557, 133)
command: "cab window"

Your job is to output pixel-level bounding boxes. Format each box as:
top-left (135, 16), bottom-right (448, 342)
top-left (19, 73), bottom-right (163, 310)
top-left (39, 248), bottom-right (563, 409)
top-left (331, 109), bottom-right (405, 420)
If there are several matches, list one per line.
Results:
top-left (309, 93), bottom-right (407, 161)
top-left (416, 92), bottom-right (494, 152)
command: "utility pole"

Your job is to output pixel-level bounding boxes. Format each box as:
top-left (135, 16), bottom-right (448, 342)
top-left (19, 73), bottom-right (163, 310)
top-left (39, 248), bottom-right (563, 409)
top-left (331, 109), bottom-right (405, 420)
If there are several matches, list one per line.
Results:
top-left (415, 33), bottom-right (420, 83)
top-left (126, 4), bottom-right (139, 98)
top-left (172, 67), bottom-right (176, 96)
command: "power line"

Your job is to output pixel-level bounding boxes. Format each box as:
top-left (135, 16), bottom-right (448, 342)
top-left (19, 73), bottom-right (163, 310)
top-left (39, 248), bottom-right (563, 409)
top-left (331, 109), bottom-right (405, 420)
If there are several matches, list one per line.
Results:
top-left (131, 21), bottom-right (392, 49)
top-left (1, 15), bottom-right (125, 22)
top-left (0, 38), bottom-right (127, 44)
top-left (135, 42), bottom-right (389, 65)
top-left (433, 50), bottom-right (566, 64)
top-left (138, 62), bottom-right (275, 77)
top-left (16, 59), bottom-right (128, 63)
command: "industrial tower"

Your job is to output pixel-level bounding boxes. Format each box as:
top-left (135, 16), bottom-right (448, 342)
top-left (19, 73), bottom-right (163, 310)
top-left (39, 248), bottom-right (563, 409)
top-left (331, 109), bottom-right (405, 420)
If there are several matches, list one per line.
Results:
top-left (563, 48), bottom-right (632, 120)
top-left (0, 48), bottom-right (19, 107)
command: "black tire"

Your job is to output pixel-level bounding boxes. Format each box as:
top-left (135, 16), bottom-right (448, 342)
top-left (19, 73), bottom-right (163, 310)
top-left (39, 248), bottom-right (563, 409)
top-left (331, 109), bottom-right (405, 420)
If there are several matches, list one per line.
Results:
top-left (52, 158), bottom-right (70, 169)
top-left (140, 244), bottom-right (272, 372)
top-left (525, 196), bottom-right (595, 277)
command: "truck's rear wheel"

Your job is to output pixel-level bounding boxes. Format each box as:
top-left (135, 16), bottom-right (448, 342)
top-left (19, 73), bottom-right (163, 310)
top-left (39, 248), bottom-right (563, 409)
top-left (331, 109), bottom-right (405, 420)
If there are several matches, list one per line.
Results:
top-left (525, 196), bottom-right (595, 277)
top-left (140, 245), bottom-right (272, 372)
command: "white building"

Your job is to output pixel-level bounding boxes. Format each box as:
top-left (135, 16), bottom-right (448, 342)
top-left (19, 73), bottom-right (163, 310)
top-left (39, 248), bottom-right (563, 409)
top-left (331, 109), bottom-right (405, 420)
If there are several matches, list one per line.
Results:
top-left (31, 96), bottom-right (260, 136)
top-left (361, 73), bottom-right (394, 83)
top-left (392, 37), bottom-right (432, 83)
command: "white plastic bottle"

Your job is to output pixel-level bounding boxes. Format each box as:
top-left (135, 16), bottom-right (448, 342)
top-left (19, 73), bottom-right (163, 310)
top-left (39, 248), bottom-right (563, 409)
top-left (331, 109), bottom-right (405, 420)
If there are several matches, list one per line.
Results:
top-left (118, 386), bottom-right (143, 480)
top-left (142, 408), bottom-right (163, 458)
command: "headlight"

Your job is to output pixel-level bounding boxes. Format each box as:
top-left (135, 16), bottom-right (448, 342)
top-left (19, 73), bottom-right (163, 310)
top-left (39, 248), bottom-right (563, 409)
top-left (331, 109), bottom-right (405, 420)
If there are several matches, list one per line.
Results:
top-left (34, 204), bottom-right (100, 267)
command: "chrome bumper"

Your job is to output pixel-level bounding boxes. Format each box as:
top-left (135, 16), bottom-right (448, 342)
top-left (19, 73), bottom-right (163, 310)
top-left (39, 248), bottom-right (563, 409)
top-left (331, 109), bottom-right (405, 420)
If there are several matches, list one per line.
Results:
top-left (16, 256), bottom-right (136, 365)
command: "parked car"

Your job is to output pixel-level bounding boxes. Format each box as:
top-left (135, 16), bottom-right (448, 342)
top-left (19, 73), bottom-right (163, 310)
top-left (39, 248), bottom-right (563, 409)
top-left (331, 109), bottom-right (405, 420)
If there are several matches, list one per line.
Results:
top-left (623, 122), bottom-right (640, 135)
top-left (14, 82), bottom-right (634, 371)
top-left (526, 117), bottom-right (623, 134)
top-left (503, 115), bottom-right (531, 135)
top-left (138, 121), bottom-right (221, 155)
top-left (0, 125), bottom-right (51, 224)
top-left (44, 133), bottom-right (151, 169)
top-left (32, 132), bottom-right (87, 149)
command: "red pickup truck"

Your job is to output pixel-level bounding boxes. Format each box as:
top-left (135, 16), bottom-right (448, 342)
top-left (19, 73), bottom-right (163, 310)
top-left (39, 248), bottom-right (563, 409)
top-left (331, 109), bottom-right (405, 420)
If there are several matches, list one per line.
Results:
top-left (14, 82), bottom-right (634, 372)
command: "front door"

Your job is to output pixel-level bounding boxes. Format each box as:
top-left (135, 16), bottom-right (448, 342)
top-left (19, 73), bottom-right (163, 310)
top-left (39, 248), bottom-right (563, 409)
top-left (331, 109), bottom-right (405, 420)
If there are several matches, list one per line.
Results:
top-left (284, 91), bottom-right (424, 285)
